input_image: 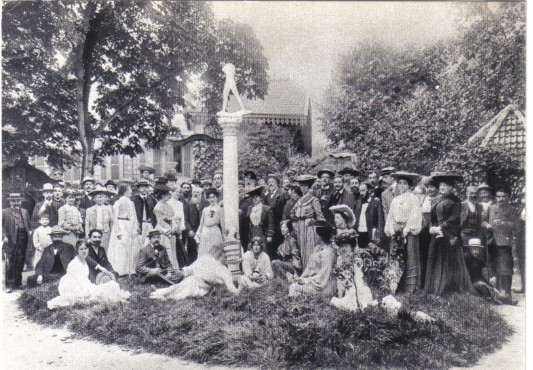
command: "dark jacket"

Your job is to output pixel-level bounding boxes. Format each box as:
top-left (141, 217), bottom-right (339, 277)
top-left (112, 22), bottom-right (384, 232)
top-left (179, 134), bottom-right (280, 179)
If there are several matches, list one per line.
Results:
top-left (2, 207), bottom-right (31, 253)
top-left (136, 243), bottom-right (172, 278)
top-left (262, 187), bottom-right (287, 225)
top-left (179, 195), bottom-right (200, 233)
top-left (431, 194), bottom-right (462, 241)
top-left (354, 197), bottom-right (384, 237)
top-left (31, 200), bottom-right (59, 229)
top-left (78, 193), bottom-right (95, 211)
top-left (282, 198), bottom-right (297, 221)
top-left (132, 194), bottom-right (158, 231)
top-left (486, 203), bottom-right (518, 247)
top-left (34, 241), bottom-right (75, 278)
top-left (86, 243), bottom-right (115, 283)
top-left (328, 188), bottom-right (357, 210)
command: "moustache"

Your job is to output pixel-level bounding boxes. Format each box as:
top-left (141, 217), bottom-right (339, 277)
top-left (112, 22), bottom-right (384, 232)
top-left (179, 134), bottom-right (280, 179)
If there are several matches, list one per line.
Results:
top-left (91, 240), bottom-right (102, 246)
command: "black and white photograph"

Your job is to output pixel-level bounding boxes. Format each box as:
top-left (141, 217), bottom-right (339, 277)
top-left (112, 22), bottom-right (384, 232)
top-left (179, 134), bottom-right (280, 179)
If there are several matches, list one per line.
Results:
top-left (1, 1), bottom-right (527, 369)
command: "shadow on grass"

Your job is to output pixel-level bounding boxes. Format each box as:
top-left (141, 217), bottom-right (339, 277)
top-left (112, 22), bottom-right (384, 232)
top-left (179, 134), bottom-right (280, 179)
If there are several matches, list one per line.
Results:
top-left (18, 277), bottom-right (512, 369)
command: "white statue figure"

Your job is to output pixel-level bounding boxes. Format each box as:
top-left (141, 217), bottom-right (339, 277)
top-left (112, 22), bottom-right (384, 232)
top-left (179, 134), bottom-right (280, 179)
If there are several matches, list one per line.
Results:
top-left (217, 63), bottom-right (251, 116)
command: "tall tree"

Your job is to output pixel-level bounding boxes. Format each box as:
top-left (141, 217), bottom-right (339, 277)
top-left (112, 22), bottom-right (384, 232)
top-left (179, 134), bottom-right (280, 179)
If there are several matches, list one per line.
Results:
top-left (2, 1), bottom-right (268, 178)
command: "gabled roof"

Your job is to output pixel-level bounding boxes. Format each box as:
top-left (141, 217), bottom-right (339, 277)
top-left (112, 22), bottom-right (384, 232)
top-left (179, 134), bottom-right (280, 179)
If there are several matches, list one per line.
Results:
top-left (468, 104), bottom-right (525, 151)
top-left (227, 79), bottom-right (309, 116)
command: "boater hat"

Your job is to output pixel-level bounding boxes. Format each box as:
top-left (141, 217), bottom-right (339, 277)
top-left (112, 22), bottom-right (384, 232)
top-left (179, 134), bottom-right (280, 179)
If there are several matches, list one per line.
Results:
top-left (95, 271), bottom-right (116, 285)
top-left (148, 229), bottom-right (162, 238)
top-left (477, 183), bottom-right (493, 193)
top-left (81, 176), bottom-right (95, 185)
top-left (329, 205), bottom-right (356, 228)
top-left (317, 168), bottom-right (335, 178)
top-left (39, 183), bottom-right (55, 192)
top-left (246, 186), bottom-right (265, 198)
top-left (379, 167), bottom-right (396, 176)
top-left (135, 179), bottom-right (151, 187)
top-left (6, 193), bottom-right (24, 201)
top-left (139, 165), bottom-right (155, 174)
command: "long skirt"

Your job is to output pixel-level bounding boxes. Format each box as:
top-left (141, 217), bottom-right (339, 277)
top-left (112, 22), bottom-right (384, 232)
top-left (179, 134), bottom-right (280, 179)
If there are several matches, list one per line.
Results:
top-left (171, 234), bottom-right (188, 268)
top-left (107, 220), bottom-right (140, 275)
top-left (294, 219), bottom-right (318, 271)
top-left (403, 234), bottom-right (421, 293)
top-left (198, 225), bottom-right (225, 263)
top-left (424, 235), bottom-right (474, 295)
top-left (101, 230), bottom-right (111, 254)
top-left (161, 232), bottom-right (179, 269)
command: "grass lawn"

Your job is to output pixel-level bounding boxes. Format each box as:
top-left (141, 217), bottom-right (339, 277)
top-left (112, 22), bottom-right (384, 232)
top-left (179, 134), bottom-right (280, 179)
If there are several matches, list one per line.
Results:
top-left (18, 277), bottom-right (512, 369)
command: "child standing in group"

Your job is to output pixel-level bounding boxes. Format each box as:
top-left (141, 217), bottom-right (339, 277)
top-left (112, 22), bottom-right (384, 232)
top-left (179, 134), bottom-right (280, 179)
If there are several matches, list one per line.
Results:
top-left (32, 215), bottom-right (53, 266)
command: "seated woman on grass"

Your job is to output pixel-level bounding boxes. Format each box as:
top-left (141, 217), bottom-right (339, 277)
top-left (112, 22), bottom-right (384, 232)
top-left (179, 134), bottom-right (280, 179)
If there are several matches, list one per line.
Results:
top-left (47, 240), bottom-right (131, 310)
top-left (288, 220), bottom-right (337, 298)
top-left (240, 237), bottom-right (273, 289)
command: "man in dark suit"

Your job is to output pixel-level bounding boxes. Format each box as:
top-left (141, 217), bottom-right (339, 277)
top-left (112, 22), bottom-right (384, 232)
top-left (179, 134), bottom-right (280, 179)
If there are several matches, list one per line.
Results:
top-left (31, 183), bottom-right (59, 229)
top-left (353, 182), bottom-right (384, 248)
top-left (85, 228), bottom-right (117, 283)
top-left (3, 193), bottom-right (32, 292)
top-left (178, 181), bottom-right (200, 264)
top-left (27, 226), bottom-right (75, 287)
top-left (262, 174), bottom-right (287, 255)
top-left (313, 169), bottom-right (335, 224)
top-left (136, 229), bottom-right (174, 284)
top-left (246, 186), bottom-right (275, 258)
top-left (78, 176), bottom-right (96, 212)
top-left (132, 179), bottom-right (157, 242)
top-left (483, 188), bottom-right (518, 304)
top-left (104, 180), bottom-right (119, 205)
top-left (328, 174), bottom-right (357, 210)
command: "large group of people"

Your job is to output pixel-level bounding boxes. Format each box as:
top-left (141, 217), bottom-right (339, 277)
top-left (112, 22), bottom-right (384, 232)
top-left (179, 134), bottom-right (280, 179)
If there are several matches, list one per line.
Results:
top-left (2, 164), bottom-right (525, 308)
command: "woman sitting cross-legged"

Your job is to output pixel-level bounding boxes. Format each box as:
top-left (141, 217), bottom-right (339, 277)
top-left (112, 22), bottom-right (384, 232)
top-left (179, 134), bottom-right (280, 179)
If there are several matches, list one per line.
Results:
top-left (47, 240), bottom-right (131, 310)
top-left (288, 220), bottom-right (337, 298)
top-left (240, 237), bottom-right (273, 289)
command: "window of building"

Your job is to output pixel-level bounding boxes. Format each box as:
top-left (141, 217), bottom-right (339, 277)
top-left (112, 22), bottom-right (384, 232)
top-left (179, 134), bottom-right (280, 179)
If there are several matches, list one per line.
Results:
top-left (111, 155), bottom-right (120, 179)
top-left (153, 148), bottom-right (162, 176)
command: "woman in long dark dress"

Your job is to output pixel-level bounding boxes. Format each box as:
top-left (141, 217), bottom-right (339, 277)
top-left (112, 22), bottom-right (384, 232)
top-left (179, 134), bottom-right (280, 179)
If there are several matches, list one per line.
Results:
top-left (424, 173), bottom-right (474, 295)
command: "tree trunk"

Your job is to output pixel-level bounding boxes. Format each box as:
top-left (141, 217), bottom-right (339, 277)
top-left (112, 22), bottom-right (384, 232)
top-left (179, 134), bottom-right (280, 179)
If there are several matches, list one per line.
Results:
top-left (74, 1), bottom-right (97, 180)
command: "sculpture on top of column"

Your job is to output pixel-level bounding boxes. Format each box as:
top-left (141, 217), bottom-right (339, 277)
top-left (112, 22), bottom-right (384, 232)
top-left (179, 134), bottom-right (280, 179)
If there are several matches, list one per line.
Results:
top-left (217, 63), bottom-right (252, 116)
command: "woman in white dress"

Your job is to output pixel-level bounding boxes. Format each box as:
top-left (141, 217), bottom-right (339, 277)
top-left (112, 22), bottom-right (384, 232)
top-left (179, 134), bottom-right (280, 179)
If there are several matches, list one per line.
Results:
top-left (195, 188), bottom-right (225, 263)
top-left (58, 189), bottom-right (83, 247)
top-left (107, 184), bottom-right (140, 276)
top-left (47, 241), bottom-right (131, 310)
top-left (153, 185), bottom-right (179, 268)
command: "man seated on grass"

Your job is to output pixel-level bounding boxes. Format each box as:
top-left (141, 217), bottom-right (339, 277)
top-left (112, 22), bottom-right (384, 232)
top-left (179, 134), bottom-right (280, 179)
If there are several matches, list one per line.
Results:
top-left (86, 229), bottom-right (118, 284)
top-left (27, 226), bottom-right (75, 287)
top-left (136, 229), bottom-right (176, 284)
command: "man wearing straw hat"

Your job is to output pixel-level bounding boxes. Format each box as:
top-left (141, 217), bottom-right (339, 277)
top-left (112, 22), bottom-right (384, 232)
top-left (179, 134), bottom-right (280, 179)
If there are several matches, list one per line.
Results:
top-left (3, 193), bottom-right (31, 292)
top-left (30, 183), bottom-right (59, 229)
top-left (79, 176), bottom-right (96, 212)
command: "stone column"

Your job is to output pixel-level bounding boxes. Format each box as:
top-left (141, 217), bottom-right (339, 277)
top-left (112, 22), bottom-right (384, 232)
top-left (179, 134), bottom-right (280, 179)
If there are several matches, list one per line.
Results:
top-left (218, 113), bottom-right (243, 276)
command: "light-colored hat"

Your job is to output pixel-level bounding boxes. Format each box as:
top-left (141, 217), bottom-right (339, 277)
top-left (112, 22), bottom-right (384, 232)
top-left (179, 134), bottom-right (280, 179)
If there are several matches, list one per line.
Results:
top-left (329, 205), bottom-right (356, 228)
top-left (49, 225), bottom-right (67, 235)
top-left (88, 185), bottom-right (113, 197)
top-left (39, 183), bottom-right (55, 192)
top-left (96, 271), bottom-right (116, 285)
top-left (81, 176), bottom-right (95, 185)
top-left (7, 193), bottom-right (24, 200)
top-left (391, 171), bottom-right (421, 185)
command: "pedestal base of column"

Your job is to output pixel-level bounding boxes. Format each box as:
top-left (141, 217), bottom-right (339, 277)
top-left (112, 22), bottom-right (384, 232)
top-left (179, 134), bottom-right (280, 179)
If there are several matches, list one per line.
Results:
top-left (224, 240), bottom-right (243, 277)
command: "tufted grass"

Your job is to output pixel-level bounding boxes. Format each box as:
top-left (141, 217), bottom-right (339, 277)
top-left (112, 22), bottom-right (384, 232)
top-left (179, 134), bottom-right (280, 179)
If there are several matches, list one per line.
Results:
top-left (18, 277), bottom-right (512, 369)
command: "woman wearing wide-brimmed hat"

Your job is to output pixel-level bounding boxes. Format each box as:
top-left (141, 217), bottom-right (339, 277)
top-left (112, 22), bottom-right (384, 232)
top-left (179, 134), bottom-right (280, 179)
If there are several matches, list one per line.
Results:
top-left (288, 220), bottom-right (337, 298)
top-left (290, 175), bottom-right (325, 270)
top-left (384, 171), bottom-right (423, 293)
top-left (58, 188), bottom-right (84, 248)
top-left (85, 185), bottom-right (115, 252)
top-left (195, 188), bottom-right (225, 263)
top-left (424, 173), bottom-right (474, 295)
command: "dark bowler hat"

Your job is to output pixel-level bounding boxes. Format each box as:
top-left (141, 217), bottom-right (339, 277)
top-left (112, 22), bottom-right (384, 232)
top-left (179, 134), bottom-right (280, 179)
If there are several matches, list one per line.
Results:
top-left (104, 180), bottom-right (117, 188)
top-left (148, 229), bottom-right (162, 238)
top-left (317, 169), bottom-right (335, 178)
top-left (244, 170), bottom-right (257, 180)
top-left (165, 173), bottom-right (177, 181)
top-left (191, 179), bottom-right (202, 186)
top-left (246, 186), bottom-right (265, 198)
top-left (379, 167), bottom-right (396, 176)
top-left (139, 165), bottom-right (155, 174)
top-left (155, 176), bottom-right (168, 185)
top-left (204, 187), bottom-right (220, 198)
top-left (338, 167), bottom-right (360, 177)
top-left (431, 172), bottom-right (463, 186)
